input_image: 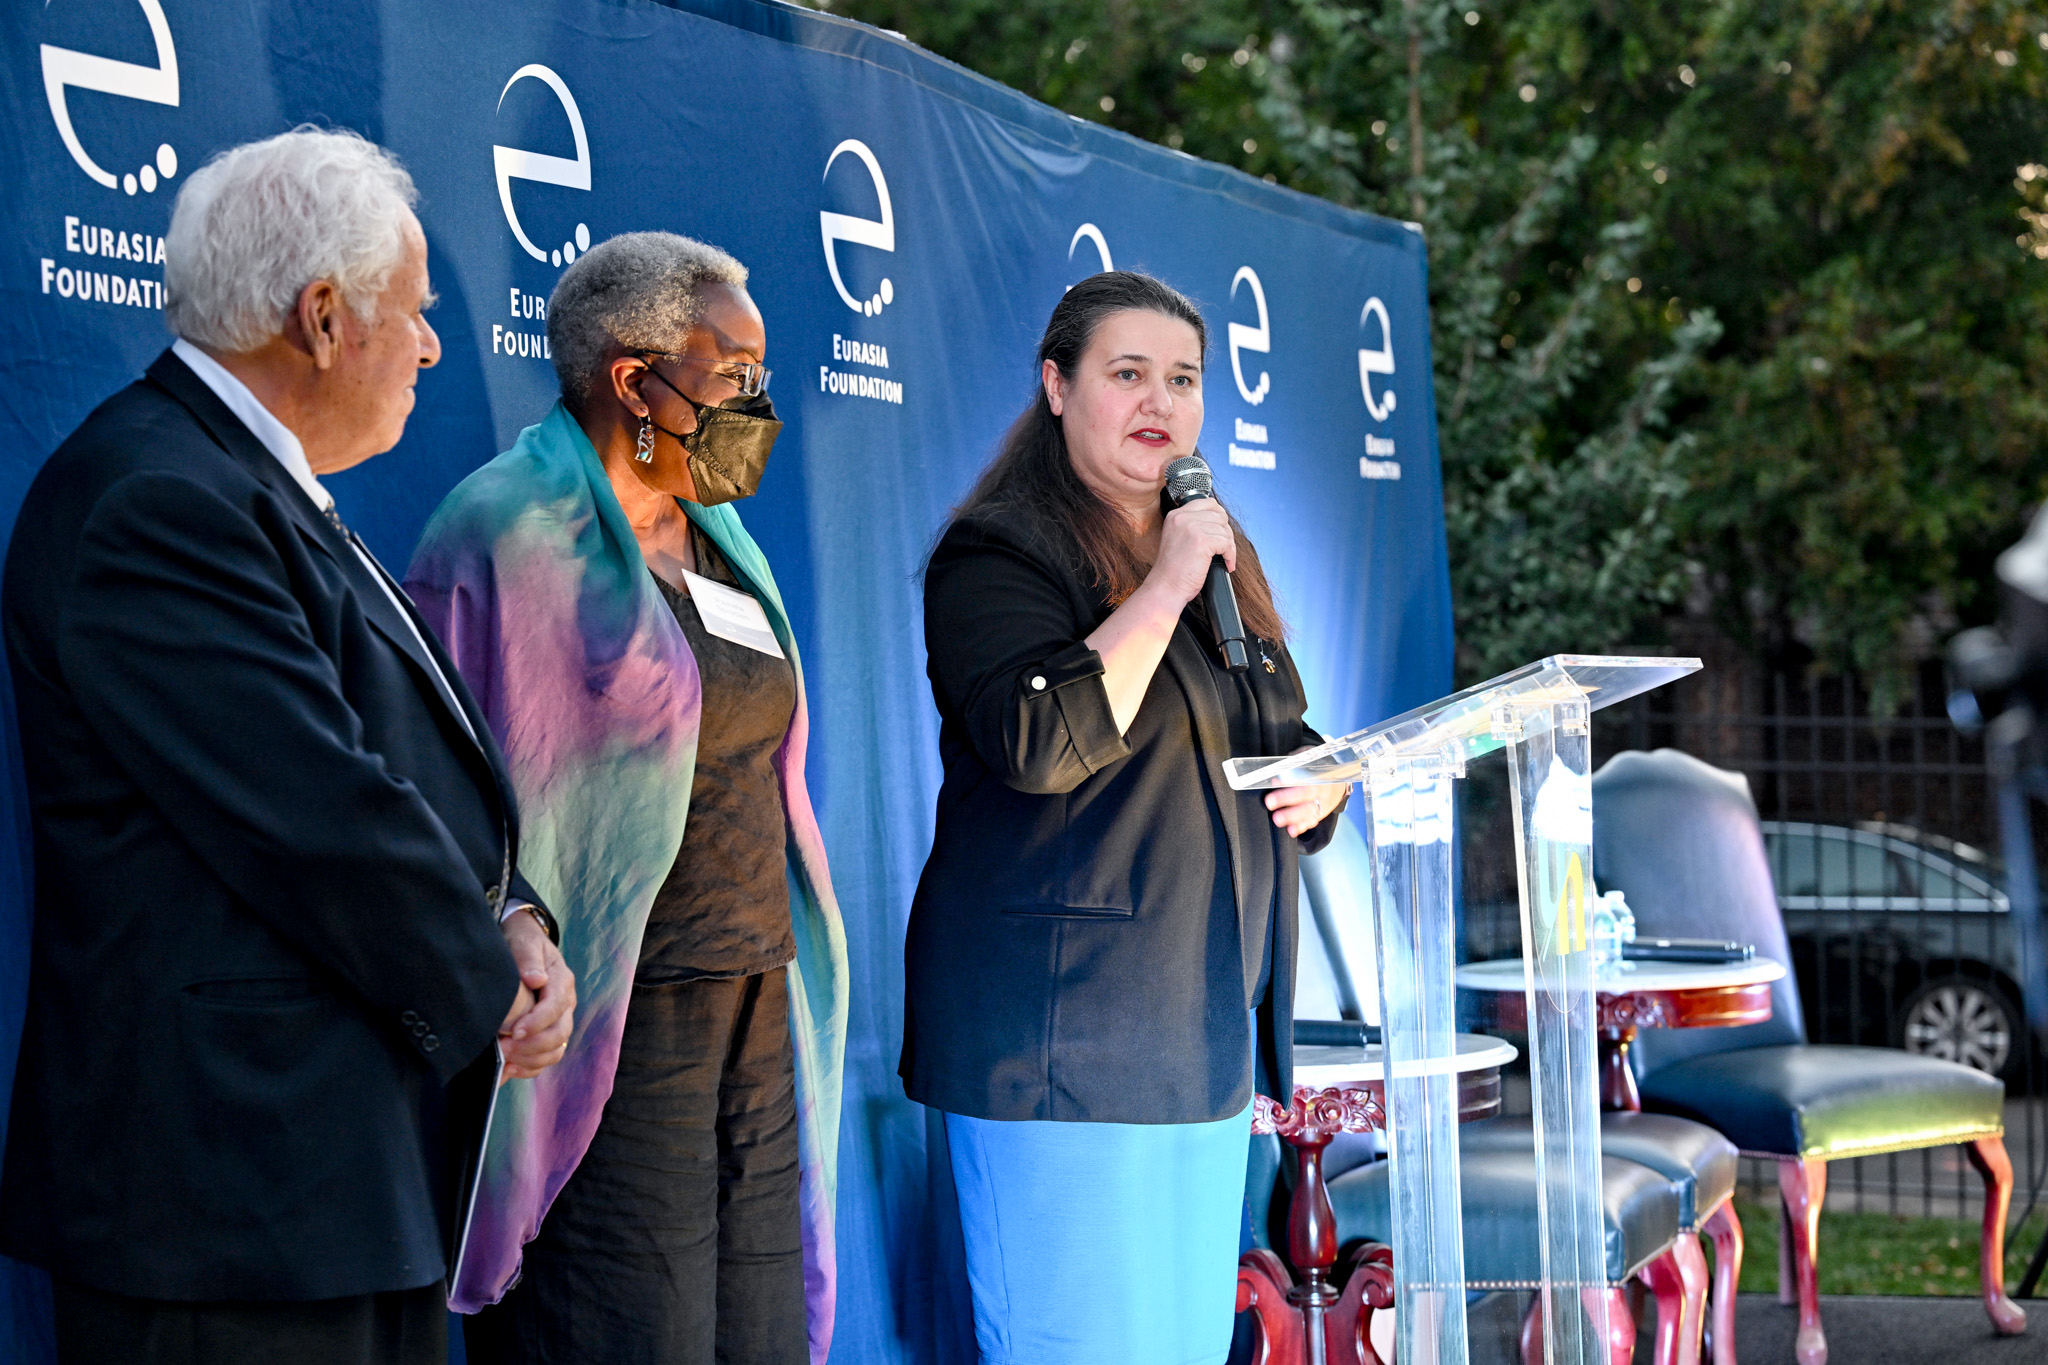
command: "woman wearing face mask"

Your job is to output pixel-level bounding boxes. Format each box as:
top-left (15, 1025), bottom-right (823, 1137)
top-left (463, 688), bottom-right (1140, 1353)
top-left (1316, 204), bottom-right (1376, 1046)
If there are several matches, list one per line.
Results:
top-left (901, 272), bottom-right (1349, 1364)
top-left (405, 232), bottom-right (847, 1365)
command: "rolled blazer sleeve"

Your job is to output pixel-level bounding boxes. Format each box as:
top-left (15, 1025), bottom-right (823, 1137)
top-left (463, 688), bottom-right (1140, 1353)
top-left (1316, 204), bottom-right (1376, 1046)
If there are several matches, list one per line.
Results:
top-left (59, 473), bottom-right (517, 1083)
top-left (1293, 723), bottom-right (1349, 856)
top-left (925, 528), bottom-right (1129, 795)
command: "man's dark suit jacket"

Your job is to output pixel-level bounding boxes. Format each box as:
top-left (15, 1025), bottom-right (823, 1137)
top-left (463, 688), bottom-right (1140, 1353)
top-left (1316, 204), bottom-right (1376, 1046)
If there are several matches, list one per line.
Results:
top-left (900, 509), bottom-right (1341, 1125)
top-left (0, 350), bottom-right (541, 1302)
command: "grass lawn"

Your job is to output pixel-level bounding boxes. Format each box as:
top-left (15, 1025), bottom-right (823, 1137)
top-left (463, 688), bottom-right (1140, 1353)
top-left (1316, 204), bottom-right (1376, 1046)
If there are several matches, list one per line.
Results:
top-left (1725, 1195), bottom-right (2048, 1297)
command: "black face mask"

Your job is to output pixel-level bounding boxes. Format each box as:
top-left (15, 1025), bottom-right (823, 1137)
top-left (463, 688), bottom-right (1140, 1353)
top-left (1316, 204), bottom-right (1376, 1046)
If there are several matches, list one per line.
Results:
top-left (641, 368), bottom-right (782, 506)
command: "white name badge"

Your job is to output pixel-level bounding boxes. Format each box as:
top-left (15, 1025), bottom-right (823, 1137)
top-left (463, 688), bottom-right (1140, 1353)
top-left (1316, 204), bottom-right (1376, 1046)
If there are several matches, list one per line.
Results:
top-left (680, 568), bottom-right (785, 658)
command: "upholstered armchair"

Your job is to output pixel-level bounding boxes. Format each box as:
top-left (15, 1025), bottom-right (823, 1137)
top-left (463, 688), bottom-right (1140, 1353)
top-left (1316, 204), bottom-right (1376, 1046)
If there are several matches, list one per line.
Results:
top-left (1590, 749), bottom-right (2026, 1365)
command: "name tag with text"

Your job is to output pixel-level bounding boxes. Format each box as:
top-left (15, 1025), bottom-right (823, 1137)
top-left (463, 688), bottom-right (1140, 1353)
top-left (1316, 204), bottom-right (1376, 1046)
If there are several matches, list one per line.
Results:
top-left (681, 568), bottom-right (785, 658)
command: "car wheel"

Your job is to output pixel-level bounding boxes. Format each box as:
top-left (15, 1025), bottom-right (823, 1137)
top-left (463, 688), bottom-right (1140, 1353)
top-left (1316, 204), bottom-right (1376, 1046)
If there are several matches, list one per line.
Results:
top-left (1897, 977), bottom-right (2018, 1077)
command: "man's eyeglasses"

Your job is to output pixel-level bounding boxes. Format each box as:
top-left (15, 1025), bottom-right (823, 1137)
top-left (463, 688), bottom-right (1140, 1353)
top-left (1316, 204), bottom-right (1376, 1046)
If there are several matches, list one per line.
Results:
top-left (635, 351), bottom-right (771, 399)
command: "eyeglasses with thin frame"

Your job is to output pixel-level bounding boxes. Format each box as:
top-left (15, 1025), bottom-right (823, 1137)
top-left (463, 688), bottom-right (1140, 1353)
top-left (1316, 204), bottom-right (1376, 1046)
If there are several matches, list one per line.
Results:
top-left (634, 350), bottom-right (771, 399)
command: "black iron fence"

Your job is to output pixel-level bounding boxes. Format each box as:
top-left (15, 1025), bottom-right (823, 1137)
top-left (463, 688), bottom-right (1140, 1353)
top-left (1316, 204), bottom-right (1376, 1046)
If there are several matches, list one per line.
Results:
top-left (1590, 663), bottom-right (2046, 1227)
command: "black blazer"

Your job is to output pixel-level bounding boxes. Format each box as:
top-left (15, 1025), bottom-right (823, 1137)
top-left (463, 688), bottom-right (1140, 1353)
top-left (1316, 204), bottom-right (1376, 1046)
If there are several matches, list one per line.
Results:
top-left (0, 351), bottom-right (539, 1302)
top-left (900, 510), bottom-right (1340, 1124)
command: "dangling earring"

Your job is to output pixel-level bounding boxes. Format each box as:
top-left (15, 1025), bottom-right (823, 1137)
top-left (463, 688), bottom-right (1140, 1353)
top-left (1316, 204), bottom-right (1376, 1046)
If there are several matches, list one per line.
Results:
top-left (635, 416), bottom-right (655, 463)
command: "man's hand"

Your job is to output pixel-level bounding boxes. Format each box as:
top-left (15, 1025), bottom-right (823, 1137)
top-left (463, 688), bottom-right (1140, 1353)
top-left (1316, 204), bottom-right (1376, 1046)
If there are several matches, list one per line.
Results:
top-left (498, 909), bottom-right (576, 1083)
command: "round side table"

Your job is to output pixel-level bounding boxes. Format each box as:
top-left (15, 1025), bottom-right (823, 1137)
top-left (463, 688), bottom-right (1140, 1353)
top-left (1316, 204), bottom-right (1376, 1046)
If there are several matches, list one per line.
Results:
top-left (1238, 1033), bottom-right (1517, 1365)
top-left (1453, 957), bottom-right (1786, 1111)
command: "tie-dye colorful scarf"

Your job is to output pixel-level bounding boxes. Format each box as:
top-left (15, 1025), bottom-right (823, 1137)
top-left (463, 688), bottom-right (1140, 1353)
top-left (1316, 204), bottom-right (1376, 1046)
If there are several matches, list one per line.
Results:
top-left (404, 403), bottom-right (848, 1360)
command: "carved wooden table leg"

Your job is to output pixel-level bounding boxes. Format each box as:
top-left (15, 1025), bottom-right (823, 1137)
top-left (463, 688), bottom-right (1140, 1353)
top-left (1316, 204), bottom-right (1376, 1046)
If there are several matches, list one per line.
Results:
top-left (1597, 994), bottom-right (1670, 1113)
top-left (1239, 1248), bottom-right (1305, 1362)
top-left (1247, 1086), bottom-right (1387, 1365)
top-left (1328, 1243), bottom-right (1395, 1365)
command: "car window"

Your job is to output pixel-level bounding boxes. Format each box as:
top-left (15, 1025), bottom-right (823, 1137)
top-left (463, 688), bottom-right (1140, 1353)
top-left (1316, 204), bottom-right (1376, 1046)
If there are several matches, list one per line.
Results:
top-left (1918, 860), bottom-right (1960, 897)
top-left (1816, 834), bottom-right (1907, 896)
top-left (1916, 854), bottom-right (1994, 899)
top-left (1773, 832), bottom-right (1818, 895)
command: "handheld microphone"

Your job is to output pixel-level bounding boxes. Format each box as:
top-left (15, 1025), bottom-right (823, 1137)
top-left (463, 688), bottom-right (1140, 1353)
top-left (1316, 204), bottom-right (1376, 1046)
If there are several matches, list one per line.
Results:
top-left (1163, 454), bottom-right (1251, 673)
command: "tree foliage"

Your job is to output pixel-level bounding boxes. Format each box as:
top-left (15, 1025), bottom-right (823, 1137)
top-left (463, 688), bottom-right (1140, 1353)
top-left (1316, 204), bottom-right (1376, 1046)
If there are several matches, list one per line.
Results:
top-left (822, 0), bottom-right (2048, 697)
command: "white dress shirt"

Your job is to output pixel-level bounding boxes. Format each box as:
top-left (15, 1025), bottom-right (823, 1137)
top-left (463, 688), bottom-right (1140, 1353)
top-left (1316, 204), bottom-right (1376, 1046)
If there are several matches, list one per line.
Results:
top-left (170, 338), bottom-right (476, 744)
top-left (170, 342), bottom-right (543, 925)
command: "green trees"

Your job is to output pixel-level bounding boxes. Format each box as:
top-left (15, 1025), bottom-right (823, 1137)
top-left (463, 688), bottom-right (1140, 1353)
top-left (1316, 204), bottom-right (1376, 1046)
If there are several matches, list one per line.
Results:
top-left (824, 0), bottom-right (2048, 696)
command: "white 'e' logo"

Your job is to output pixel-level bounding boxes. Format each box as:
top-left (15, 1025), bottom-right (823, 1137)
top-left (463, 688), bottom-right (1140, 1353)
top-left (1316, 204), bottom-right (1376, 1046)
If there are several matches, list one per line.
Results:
top-left (1228, 267), bottom-right (1271, 406)
top-left (494, 64), bottom-right (591, 267)
top-left (1358, 297), bottom-right (1397, 422)
top-left (1069, 223), bottom-right (1113, 274)
top-left (41, 0), bottom-right (179, 194)
top-left (821, 140), bottom-right (895, 316)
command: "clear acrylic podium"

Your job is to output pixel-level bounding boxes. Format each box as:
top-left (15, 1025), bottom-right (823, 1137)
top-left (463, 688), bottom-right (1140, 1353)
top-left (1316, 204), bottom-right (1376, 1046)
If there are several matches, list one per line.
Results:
top-left (1229, 656), bottom-right (1699, 1365)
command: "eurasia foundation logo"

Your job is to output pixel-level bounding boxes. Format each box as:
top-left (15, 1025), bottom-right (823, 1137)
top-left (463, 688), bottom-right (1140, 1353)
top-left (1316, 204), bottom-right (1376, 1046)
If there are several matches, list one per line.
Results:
top-left (818, 139), bottom-right (902, 405)
top-left (35, 0), bottom-right (181, 314)
top-left (820, 139), bottom-right (894, 317)
top-left (41, 0), bottom-right (180, 196)
top-left (1069, 223), bottom-right (1113, 277)
top-left (491, 63), bottom-right (591, 362)
top-left (1358, 297), bottom-right (1400, 481)
top-left (1227, 267), bottom-right (1272, 407)
top-left (1225, 267), bottom-right (1277, 471)
top-left (493, 63), bottom-right (591, 270)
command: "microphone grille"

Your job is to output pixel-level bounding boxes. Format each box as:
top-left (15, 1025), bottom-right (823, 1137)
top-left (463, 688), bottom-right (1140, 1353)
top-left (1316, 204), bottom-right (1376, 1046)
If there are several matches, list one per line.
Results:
top-left (1163, 454), bottom-right (1214, 506)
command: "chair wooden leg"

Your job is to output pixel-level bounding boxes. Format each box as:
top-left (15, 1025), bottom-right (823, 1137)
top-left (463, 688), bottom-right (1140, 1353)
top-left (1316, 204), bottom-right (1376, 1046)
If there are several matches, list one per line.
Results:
top-left (1640, 1248), bottom-right (1683, 1365)
top-left (1963, 1136), bottom-right (2028, 1337)
top-left (1640, 1236), bottom-right (1707, 1365)
top-left (1777, 1156), bottom-right (1827, 1365)
top-left (1520, 1292), bottom-right (1545, 1365)
top-left (1701, 1199), bottom-right (1743, 1365)
top-left (1776, 1194), bottom-right (1793, 1305)
top-left (1596, 1285), bottom-right (1638, 1365)
top-left (1675, 1233), bottom-right (1708, 1365)
top-left (1522, 1288), bottom-right (1637, 1365)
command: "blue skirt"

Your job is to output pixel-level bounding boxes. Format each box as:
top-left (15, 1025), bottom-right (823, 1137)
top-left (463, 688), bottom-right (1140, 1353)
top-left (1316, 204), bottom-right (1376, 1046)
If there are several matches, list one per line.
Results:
top-left (945, 1103), bottom-right (1255, 1365)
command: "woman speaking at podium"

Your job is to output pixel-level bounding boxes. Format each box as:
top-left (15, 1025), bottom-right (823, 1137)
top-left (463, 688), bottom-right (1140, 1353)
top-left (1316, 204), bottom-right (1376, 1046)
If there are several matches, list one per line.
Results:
top-left (901, 272), bottom-right (1349, 1363)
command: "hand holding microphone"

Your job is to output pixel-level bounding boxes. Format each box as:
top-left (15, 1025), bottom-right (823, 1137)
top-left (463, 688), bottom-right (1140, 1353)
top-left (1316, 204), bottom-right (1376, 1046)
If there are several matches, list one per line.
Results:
top-left (1079, 454), bottom-right (1249, 735)
top-left (1163, 455), bottom-right (1251, 672)
top-left (1152, 497), bottom-right (1236, 599)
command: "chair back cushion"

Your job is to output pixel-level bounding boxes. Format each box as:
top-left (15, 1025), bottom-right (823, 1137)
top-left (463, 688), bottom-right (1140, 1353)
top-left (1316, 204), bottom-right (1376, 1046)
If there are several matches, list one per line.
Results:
top-left (1590, 749), bottom-right (1806, 1077)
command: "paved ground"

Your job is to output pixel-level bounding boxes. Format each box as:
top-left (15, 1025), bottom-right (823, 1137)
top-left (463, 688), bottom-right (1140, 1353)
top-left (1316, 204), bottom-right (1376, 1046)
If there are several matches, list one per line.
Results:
top-left (1728, 1293), bottom-right (2039, 1364)
top-left (1460, 1289), bottom-right (2045, 1364)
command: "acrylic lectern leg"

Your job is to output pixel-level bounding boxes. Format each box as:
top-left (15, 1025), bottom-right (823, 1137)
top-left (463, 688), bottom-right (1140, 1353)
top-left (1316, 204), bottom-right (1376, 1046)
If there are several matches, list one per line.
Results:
top-left (1367, 761), bottom-right (1469, 1365)
top-left (1503, 695), bottom-right (1612, 1365)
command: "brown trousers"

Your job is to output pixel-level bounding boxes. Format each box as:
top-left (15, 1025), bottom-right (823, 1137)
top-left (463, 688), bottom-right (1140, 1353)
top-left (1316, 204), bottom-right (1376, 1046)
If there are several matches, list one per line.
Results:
top-left (463, 969), bottom-right (806, 1365)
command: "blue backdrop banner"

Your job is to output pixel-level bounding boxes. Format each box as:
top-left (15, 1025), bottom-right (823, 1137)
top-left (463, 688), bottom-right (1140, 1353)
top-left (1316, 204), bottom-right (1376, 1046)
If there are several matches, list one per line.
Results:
top-left (0, 1), bottom-right (1452, 1360)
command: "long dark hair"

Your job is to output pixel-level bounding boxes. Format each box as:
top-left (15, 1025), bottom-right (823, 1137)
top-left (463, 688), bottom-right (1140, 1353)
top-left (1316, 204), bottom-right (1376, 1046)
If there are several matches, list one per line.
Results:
top-left (951, 271), bottom-right (1287, 642)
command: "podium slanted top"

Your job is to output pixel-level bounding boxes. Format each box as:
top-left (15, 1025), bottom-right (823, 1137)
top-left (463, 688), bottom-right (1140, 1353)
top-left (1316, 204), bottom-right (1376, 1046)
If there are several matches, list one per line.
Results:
top-left (1223, 654), bottom-right (1700, 790)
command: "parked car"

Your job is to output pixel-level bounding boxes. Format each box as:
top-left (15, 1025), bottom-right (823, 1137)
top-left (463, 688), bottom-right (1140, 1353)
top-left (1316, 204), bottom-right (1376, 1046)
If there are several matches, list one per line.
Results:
top-left (1760, 820), bottom-right (2024, 1081)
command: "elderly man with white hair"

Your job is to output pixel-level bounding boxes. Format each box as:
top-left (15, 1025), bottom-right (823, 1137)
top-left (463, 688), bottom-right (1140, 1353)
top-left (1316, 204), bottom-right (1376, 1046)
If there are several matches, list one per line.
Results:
top-left (0, 127), bottom-right (575, 1365)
